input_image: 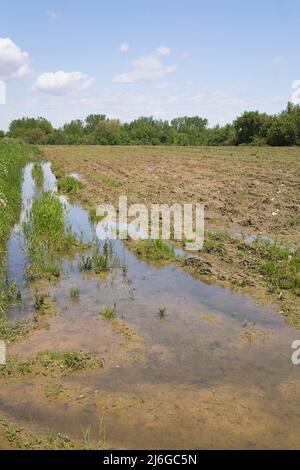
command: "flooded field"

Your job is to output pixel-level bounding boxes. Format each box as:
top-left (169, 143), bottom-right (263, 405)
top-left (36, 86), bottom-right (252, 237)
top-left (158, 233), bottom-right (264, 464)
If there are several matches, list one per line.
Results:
top-left (0, 159), bottom-right (299, 449)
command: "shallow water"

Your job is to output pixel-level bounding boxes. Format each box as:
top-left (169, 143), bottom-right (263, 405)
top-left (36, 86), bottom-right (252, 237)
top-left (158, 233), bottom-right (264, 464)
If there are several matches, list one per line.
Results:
top-left (2, 162), bottom-right (300, 449)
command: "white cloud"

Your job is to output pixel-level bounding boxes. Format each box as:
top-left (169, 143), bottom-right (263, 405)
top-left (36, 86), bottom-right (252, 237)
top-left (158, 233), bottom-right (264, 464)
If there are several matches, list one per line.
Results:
top-left (113, 46), bottom-right (177, 83)
top-left (291, 80), bottom-right (300, 104)
top-left (120, 43), bottom-right (129, 53)
top-left (156, 46), bottom-right (171, 56)
top-left (46, 10), bottom-right (63, 21)
top-left (0, 37), bottom-right (30, 81)
top-left (32, 71), bottom-right (94, 95)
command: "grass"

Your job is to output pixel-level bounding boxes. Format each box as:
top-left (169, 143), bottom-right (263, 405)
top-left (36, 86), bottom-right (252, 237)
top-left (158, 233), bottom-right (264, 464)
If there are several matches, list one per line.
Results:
top-left (23, 191), bottom-right (78, 280)
top-left (98, 174), bottom-right (121, 188)
top-left (130, 239), bottom-right (176, 263)
top-left (0, 350), bottom-right (100, 379)
top-left (57, 175), bottom-right (82, 194)
top-left (0, 141), bottom-right (29, 316)
top-left (0, 318), bottom-right (31, 342)
top-left (70, 286), bottom-right (80, 301)
top-left (259, 241), bottom-right (300, 296)
top-left (100, 304), bottom-right (117, 320)
top-left (36, 350), bottom-right (100, 372)
top-left (0, 140), bottom-right (27, 250)
top-left (31, 162), bottom-right (44, 190)
top-left (0, 417), bottom-right (107, 450)
top-left (78, 243), bottom-right (109, 274)
top-left (88, 207), bottom-right (106, 224)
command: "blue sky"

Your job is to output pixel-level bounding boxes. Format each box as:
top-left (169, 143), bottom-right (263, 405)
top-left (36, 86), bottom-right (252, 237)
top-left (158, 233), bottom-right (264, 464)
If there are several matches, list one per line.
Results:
top-left (0, 0), bottom-right (299, 130)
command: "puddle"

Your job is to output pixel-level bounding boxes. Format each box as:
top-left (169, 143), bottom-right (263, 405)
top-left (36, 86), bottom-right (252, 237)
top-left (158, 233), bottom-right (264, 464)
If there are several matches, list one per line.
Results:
top-left (2, 162), bottom-right (300, 449)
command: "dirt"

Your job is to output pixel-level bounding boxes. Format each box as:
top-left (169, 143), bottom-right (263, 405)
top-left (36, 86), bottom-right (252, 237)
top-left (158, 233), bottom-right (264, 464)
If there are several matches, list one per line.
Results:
top-left (41, 145), bottom-right (300, 245)
top-left (41, 145), bottom-right (300, 326)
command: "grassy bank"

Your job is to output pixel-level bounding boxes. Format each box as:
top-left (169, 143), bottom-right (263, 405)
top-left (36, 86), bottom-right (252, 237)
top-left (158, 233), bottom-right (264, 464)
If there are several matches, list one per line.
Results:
top-left (0, 140), bottom-right (28, 252)
top-left (0, 140), bottom-right (29, 315)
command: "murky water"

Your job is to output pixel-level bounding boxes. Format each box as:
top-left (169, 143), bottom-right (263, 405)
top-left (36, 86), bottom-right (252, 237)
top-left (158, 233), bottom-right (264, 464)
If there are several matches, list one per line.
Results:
top-left (2, 162), bottom-right (300, 449)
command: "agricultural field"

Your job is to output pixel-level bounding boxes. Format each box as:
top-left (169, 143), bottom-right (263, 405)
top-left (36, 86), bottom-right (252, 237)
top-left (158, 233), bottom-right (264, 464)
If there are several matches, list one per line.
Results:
top-left (0, 142), bottom-right (299, 450)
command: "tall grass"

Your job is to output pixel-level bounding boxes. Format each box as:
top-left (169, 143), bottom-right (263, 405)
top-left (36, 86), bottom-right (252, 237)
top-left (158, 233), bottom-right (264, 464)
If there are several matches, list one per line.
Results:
top-left (0, 140), bottom-right (27, 250)
top-left (260, 242), bottom-right (300, 296)
top-left (23, 191), bottom-right (77, 280)
top-left (0, 140), bottom-right (28, 314)
top-left (57, 176), bottom-right (82, 194)
top-left (31, 163), bottom-right (44, 191)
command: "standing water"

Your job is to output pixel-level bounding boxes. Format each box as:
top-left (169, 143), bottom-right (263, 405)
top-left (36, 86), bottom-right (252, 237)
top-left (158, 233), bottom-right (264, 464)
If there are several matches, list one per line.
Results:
top-left (1, 162), bottom-right (300, 449)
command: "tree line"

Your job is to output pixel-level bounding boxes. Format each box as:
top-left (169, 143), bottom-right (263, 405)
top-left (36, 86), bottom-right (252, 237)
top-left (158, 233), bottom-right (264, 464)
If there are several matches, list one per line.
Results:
top-left (1, 102), bottom-right (300, 146)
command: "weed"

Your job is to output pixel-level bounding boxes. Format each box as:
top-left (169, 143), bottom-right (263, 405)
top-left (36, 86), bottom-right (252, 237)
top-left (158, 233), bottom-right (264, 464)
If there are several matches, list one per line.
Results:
top-left (131, 239), bottom-right (176, 263)
top-left (31, 163), bottom-right (44, 190)
top-left (99, 174), bottom-right (121, 188)
top-left (158, 307), bottom-right (167, 319)
top-left (57, 176), bottom-right (82, 194)
top-left (70, 286), bottom-right (80, 300)
top-left (23, 192), bottom-right (78, 280)
top-left (78, 244), bottom-right (109, 274)
top-left (100, 304), bottom-right (117, 320)
top-left (259, 241), bottom-right (300, 295)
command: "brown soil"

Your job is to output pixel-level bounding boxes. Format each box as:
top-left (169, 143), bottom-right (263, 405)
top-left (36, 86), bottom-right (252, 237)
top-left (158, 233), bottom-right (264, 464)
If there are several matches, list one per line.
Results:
top-left (41, 145), bottom-right (300, 325)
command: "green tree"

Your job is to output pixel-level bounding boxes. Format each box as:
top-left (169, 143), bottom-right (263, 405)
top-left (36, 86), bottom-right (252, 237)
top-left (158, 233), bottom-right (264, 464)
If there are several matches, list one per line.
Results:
top-left (233, 111), bottom-right (273, 145)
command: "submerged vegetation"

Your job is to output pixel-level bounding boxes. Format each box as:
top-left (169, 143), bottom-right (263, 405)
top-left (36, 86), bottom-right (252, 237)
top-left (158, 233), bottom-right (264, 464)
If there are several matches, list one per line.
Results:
top-left (0, 350), bottom-right (100, 379)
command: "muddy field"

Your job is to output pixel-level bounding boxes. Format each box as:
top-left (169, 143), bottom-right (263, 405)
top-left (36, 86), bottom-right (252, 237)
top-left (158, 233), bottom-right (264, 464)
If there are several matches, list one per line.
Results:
top-left (0, 146), bottom-right (299, 450)
top-left (42, 145), bottom-right (300, 323)
top-left (42, 145), bottom-right (300, 244)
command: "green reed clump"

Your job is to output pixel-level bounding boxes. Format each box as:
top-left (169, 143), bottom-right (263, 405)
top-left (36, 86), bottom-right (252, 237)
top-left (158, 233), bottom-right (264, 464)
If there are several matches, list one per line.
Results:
top-left (100, 304), bottom-right (116, 320)
top-left (31, 163), bottom-right (44, 191)
top-left (78, 243), bottom-right (109, 274)
top-left (70, 286), bottom-right (80, 301)
top-left (23, 191), bottom-right (77, 280)
top-left (57, 176), bottom-right (82, 194)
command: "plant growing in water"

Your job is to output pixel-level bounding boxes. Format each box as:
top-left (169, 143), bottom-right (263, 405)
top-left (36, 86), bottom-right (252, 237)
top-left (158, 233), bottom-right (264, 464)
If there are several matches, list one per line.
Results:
top-left (70, 286), bottom-right (80, 301)
top-left (100, 304), bottom-right (117, 320)
top-left (57, 176), bottom-right (82, 194)
top-left (23, 191), bottom-right (78, 280)
top-left (158, 307), bottom-right (167, 319)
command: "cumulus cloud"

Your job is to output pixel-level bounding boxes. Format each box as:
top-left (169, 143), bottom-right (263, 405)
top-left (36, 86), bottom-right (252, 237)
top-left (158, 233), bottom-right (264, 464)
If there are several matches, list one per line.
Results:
top-left (113, 46), bottom-right (177, 83)
top-left (120, 43), bottom-right (129, 53)
top-left (0, 37), bottom-right (30, 81)
top-left (32, 70), bottom-right (94, 95)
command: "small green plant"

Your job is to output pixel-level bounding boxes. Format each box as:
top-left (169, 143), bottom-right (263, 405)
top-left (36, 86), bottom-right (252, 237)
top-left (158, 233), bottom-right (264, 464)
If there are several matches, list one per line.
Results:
top-left (34, 292), bottom-right (47, 310)
top-left (70, 286), bottom-right (80, 301)
top-left (259, 241), bottom-right (300, 295)
top-left (31, 163), bottom-right (44, 190)
top-left (132, 239), bottom-right (176, 263)
top-left (78, 244), bottom-right (109, 273)
top-left (100, 304), bottom-right (116, 320)
top-left (23, 192), bottom-right (78, 280)
top-left (158, 307), bottom-right (167, 319)
top-left (57, 176), bottom-right (82, 194)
